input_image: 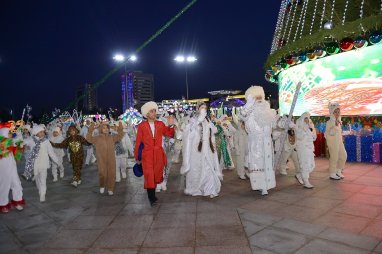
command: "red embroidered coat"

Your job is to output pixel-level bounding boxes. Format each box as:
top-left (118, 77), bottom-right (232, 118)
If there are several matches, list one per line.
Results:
top-left (135, 121), bottom-right (175, 189)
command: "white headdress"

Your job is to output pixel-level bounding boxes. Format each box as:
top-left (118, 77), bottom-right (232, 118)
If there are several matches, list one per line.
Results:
top-left (245, 86), bottom-right (265, 101)
top-left (141, 101), bottom-right (158, 117)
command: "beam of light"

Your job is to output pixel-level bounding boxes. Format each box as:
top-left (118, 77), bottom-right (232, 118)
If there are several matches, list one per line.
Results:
top-left (174, 56), bottom-right (185, 62)
top-left (187, 56), bottom-right (197, 62)
top-left (48, 0), bottom-right (199, 122)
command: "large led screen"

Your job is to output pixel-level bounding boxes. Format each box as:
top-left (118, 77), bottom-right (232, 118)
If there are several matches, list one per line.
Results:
top-left (278, 43), bottom-right (382, 116)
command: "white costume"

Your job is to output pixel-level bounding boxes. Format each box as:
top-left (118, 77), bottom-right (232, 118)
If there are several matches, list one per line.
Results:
top-left (0, 127), bottom-right (24, 212)
top-left (324, 102), bottom-right (347, 180)
top-left (274, 115), bottom-right (300, 176)
top-left (80, 121), bottom-right (97, 165)
top-left (30, 125), bottom-right (59, 202)
top-left (240, 86), bottom-right (276, 195)
top-left (49, 127), bottom-right (65, 181)
top-left (232, 122), bottom-right (248, 179)
top-left (114, 122), bottom-right (134, 182)
top-left (181, 106), bottom-right (222, 198)
top-left (296, 112), bottom-right (317, 188)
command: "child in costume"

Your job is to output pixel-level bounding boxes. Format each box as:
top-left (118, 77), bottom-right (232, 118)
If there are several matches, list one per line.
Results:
top-left (135, 102), bottom-right (175, 206)
top-left (87, 121), bottom-right (124, 195)
top-left (51, 124), bottom-right (90, 187)
top-left (0, 123), bottom-right (25, 213)
top-left (325, 102), bottom-right (347, 180)
top-left (296, 112), bottom-right (317, 189)
top-left (233, 120), bottom-right (248, 180)
top-left (25, 124), bottom-right (59, 202)
top-left (49, 127), bottom-right (65, 182)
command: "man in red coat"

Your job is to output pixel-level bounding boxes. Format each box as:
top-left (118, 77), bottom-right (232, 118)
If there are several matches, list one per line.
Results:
top-left (135, 101), bottom-right (175, 206)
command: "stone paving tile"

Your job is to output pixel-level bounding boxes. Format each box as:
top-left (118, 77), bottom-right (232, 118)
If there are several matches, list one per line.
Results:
top-left (120, 203), bottom-right (159, 215)
top-left (361, 219), bottom-right (382, 238)
top-left (323, 182), bottom-right (367, 193)
top-left (295, 196), bottom-right (344, 211)
top-left (94, 228), bottom-right (147, 248)
top-left (157, 201), bottom-right (197, 214)
top-left (108, 214), bottom-right (154, 230)
top-left (196, 225), bottom-right (248, 247)
top-left (80, 204), bottom-right (126, 216)
top-left (238, 209), bottom-right (282, 226)
top-left (44, 206), bottom-right (85, 225)
top-left (46, 229), bottom-right (103, 248)
top-left (249, 246), bottom-right (278, 254)
top-left (195, 245), bottom-right (252, 254)
top-left (272, 204), bottom-right (328, 222)
top-left (239, 199), bottom-right (288, 214)
top-left (314, 212), bottom-right (371, 233)
top-left (139, 247), bottom-right (194, 254)
top-left (16, 222), bottom-right (61, 249)
top-left (249, 227), bottom-right (308, 254)
top-left (3, 213), bottom-right (55, 231)
top-left (242, 220), bottom-right (267, 237)
top-left (360, 186), bottom-right (382, 196)
top-left (65, 215), bottom-right (115, 229)
top-left (196, 210), bottom-right (241, 227)
top-left (333, 202), bottom-right (382, 219)
top-left (85, 248), bottom-right (138, 254)
top-left (29, 249), bottom-right (86, 254)
top-left (266, 191), bottom-right (306, 204)
top-left (318, 227), bottom-right (380, 251)
top-left (353, 176), bottom-right (382, 187)
top-left (313, 188), bottom-right (355, 200)
top-left (151, 213), bottom-right (196, 229)
top-left (295, 239), bottom-right (369, 254)
top-left (0, 230), bottom-right (23, 253)
top-left (143, 227), bottom-right (195, 248)
top-left (347, 193), bottom-right (382, 206)
top-left (374, 241), bottom-right (382, 253)
top-left (272, 218), bottom-right (326, 236)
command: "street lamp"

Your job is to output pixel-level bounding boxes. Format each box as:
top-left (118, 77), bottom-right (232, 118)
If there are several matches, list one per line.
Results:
top-left (174, 55), bottom-right (197, 100)
top-left (113, 54), bottom-right (137, 110)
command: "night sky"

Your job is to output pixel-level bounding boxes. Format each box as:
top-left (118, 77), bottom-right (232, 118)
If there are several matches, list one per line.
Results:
top-left (0, 0), bottom-right (281, 117)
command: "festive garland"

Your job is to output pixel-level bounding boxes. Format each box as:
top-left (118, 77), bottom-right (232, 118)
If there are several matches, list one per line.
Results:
top-left (0, 137), bottom-right (24, 160)
top-left (265, 13), bottom-right (382, 81)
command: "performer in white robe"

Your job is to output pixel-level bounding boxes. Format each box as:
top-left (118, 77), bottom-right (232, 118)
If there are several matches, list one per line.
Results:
top-left (233, 120), bottom-right (248, 179)
top-left (181, 102), bottom-right (222, 198)
top-left (49, 127), bottom-right (65, 182)
top-left (0, 125), bottom-right (25, 213)
top-left (296, 112), bottom-right (317, 188)
top-left (240, 86), bottom-right (276, 195)
top-left (80, 118), bottom-right (97, 165)
top-left (325, 102), bottom-right (347, 180)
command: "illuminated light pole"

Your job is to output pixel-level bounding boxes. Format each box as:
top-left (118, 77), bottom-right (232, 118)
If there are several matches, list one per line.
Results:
top-left (174, 55), bottom-right (197, 100)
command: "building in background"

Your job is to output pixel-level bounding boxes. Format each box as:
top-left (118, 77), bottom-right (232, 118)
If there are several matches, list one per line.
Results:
top-left (75, 83), bottom-right (98, 113)
top-left (121, 71), bottom-right (154, 111)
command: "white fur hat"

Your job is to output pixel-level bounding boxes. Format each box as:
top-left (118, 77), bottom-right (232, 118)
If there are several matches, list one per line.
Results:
top-left (141, 101), bottom-right (158, 117)
top-left (23, 124), bottom-right (31, 131)
top-left (328, 102), bottom-right (340, 116)
top-left (245, 86), bottom-right (265, 100)
top-left (31, 124), bottom-right (45, 136)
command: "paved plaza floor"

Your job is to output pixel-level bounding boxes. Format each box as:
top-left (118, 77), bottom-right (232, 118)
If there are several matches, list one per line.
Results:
top-left (1, 157), bottom-right (382, 254)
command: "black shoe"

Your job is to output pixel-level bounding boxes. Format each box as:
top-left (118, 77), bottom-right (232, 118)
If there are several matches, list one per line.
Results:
top-left (150, 200), bottom-right (158, 207)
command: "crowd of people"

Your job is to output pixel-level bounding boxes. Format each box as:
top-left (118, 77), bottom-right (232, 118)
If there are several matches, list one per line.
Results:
top-left (0, 85), bottom-right (347, 212)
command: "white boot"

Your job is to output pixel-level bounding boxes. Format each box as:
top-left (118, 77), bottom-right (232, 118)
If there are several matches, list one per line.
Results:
top-left (121, 172), bottom-right (127, 179)
top-left (303, 178), bottom-right (314, 189)
top-left (329, 173), bottom-right (341, 180)
top-left (261, 189), bottom-right (268, 196)
top-left (279, 169), bottom-right (287, 176)
top-left (40, 194), bottom-right (46, 202)
top-left (71, 181), bottom-right (78, 187)
top-left (60, 172), bottom-right (64, 178)
top-left (53, 176), bottom-right (58, 182)
top-left (100, 187), bottom-right (105, 194)
top-left (155, 185), bottom-right (161, 193)
top-left (295, 173), bottom-right (304, 185)
top-left (336, 170), bottom-right (345, 179)
top-left (108, 191), bottom-right (114, 196)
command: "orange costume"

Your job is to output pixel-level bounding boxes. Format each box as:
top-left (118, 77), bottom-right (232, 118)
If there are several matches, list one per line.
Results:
top-left (134, 121), bottom-right (175, 189)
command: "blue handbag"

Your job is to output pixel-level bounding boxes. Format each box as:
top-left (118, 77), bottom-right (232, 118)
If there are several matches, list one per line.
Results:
top-left (133, 143), bottom-right (144, 177)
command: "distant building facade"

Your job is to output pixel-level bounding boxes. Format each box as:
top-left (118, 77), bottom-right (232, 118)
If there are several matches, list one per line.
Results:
top-left (76, 83), bottom-right (98, 113)
top-left (122, 71), bottom-right (154, 111)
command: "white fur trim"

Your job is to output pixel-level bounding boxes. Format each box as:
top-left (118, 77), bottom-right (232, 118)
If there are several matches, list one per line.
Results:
top-left (141, 101), bottom-right (158, 117)
top-left (31, 125), bottom-right (45, 136)
top-left (245, 86), bottom-right (265, 100)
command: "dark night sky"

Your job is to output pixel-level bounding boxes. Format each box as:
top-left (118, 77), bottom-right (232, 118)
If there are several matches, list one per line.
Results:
top-left (0, 0), bottom-right (281, 117)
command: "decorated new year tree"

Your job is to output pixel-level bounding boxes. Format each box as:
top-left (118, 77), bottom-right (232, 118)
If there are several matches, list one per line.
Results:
top-left (266, 0), bottom-right (382, 116)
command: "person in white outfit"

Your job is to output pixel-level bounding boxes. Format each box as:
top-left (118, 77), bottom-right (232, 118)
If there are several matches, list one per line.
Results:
top-left (49, 127), bottom-right (65, 182)
top-left (296, 112), bottom-right (317, 188)
top-left (0, 125), bottom-right (25, 213)
top-left (233, 120), bottom-right (248, 179)
top-left (80, 118), bottom-right (97, 165)
top-left (111, 121), bottom-right (133, 182)
top-left (239, 86), bottom-right (276, 196)
top-left (181, 102), bottom-right (222, 198)
top-left (325, 102), bottom-right (347, 180)
top-left (27, 125), bottom-right (59, 202)
top-left (274, 115), bottom-right (300, 177)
